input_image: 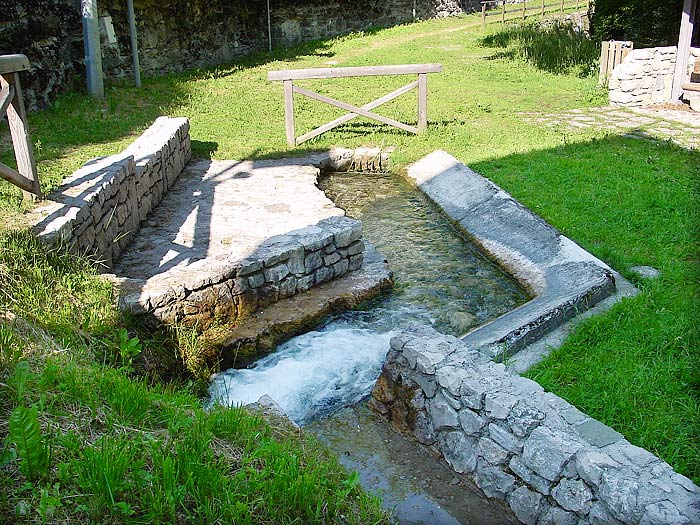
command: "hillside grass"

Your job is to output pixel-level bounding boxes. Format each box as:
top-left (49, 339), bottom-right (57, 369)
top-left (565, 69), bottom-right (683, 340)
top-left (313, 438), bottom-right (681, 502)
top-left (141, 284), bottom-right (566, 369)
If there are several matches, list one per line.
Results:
top-left (0, 9), bottom-right (698, 522)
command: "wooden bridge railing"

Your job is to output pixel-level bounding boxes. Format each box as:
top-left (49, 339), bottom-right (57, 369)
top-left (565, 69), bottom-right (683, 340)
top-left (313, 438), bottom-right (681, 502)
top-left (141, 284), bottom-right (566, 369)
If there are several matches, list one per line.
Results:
top-left (268, 64), bottom-right (443, 147)
top-left (481, 0), bottom-right (590, 29)
top-left (0, 54), bottom-right (41, 200)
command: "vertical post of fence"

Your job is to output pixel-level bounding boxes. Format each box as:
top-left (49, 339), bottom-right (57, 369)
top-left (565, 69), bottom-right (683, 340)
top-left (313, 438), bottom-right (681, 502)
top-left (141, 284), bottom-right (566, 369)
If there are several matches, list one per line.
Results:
top-left (418, 73), bottom-right (428, 132)
top-left (541, 0), bottom-right (545, 16)
top-left (522, 0), bottom-right (526, 19)
top-left (502, 1), bottom-right (506, 23)
top-left (0, 72), bottom-right (41, 201)
top-left (561, 0), bottom-right (564, 12)
top-left (482, 3), bottom-right (486, 29)
top-left (283, 79), bottom-right (295, 147)
top-left (576, 0), bottom-right (580, 9)
top-left (598, 41), bottom-right (610, 85)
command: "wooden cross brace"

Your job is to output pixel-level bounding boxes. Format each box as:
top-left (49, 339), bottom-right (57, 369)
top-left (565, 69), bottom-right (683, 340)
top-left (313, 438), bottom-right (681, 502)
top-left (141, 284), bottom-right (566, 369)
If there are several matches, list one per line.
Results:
top-left (268, 64), bottom-right (442, 147)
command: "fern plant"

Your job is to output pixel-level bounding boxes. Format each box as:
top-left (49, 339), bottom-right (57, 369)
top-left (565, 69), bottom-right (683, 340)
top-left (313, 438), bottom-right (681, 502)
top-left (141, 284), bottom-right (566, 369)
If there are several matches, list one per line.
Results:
top-left (8, 405), bottom-right (50, 481)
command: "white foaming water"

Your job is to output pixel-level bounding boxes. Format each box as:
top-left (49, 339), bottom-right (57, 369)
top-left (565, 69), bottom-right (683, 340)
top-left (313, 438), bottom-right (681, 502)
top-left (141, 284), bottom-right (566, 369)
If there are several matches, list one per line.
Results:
top-left (208, 323), bottom-right (395, 425)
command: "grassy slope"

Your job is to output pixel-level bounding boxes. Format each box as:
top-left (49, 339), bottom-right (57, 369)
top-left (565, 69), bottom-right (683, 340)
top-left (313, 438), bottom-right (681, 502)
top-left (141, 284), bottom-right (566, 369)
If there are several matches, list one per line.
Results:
top-left (0, 10), bottom-right (698, 522)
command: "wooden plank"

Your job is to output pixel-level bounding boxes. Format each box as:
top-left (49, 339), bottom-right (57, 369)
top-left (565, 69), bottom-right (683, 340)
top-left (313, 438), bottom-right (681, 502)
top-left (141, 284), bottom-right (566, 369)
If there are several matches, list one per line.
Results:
top-left (269, 63), bottom-right (443, 81)
top-left (502, 2), bottom-right (505, 23)
top-left (0, 54), bottom-right (30, 75)
top-left (296, 80), bottom-right (419, 144)
top-left (2, 73), bottom-right (41, 198)
top-left (0, 83), bottom-right (14, 116)
top-left (542, 0), bottom-right (545, 16)
top-left (283, 80), bottom-right (295, 147)
top-left (482, 3), bottom-right (486, 29)
top-left (292, 85), bottom-right (418, 134)
top-left (418, 73), bottom-right (428, 132)
top-left (599, 41), bottom-right (610, 85)
top-left (0, 162), bottom-right (34, 193)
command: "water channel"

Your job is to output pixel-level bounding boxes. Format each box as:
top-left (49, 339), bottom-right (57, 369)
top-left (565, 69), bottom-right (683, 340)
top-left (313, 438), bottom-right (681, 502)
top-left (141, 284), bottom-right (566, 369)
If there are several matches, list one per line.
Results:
top-left (209, 171), bottom-right (529, 523)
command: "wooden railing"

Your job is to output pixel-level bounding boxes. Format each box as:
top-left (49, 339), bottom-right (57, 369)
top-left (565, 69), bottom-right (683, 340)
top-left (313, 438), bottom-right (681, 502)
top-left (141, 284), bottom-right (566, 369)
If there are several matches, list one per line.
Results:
top-left (481, 0), bottom-right (589, 28)
top-left (268, 64), bottom-right (443, 147)
top-left (0, 54), bottom-right (41, 200)
top-left (598, 40), bottom-right (634, 85)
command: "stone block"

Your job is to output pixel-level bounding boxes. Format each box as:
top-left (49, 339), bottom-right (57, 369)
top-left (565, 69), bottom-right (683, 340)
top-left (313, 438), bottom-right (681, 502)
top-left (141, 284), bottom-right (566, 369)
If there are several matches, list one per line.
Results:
top-left (332, 257), bottom-right (349, 277)
top-left (439, 431), bottom-right (478, 474)
top-left (429, 391), bottom-right (460, 431)
top-left (639, 501), bottom-right (690, 525)
top-left (279, 276), bottom-right (297, 298)
top-left (478, 437), bottom-right (510, 465)
top-left (522, 427), bottom-right (585, 482)
top-left (599, 469), bottom-right (642, 523)
top-left (304, 251), bottom-right (323, 272)
top-left (507, 485), bottom-right (545, 525)
top-left (314, 265), bottom-right (333, 284)
top-left (296, 274), bottom-right (314, 292)
top-left (459, 408), bottom-right (487, 436)
top-left (484, 391), bottom-right (518, 419)
top-left (264, 263), bottom-right (290, 283)
top-left (413, 410), bottom-right (437, 446)
top-left (588, 501), bottom-right (625, 525)
top-left (509, 457), bottom-right (552, 495)
top-left (323, 252), bottom-right (341, 266)
top-left (348, 253), bottom-right (363, 271)
top-left (551, 478), bottom-right (593, 515)
top-left (248, 272), bottom-right (265, 289)
top-left (507, 403), bottom-right (545, 437)
top-left (288, 245), bottom-right (306, 275)
top-left (488, 423), bottom-right (523, 453)
top-left (575, 418), bottom-right (624, 448)
top-left (346, 239), bottom-right (364, 256)
top-left (538, 507), bottom-right (578, 525)
top-left (475, 460), bottom-right (515, 500)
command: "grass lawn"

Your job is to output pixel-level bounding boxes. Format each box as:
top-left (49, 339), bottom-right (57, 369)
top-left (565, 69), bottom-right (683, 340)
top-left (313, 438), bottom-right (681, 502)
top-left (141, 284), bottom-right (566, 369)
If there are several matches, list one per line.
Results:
top-left (1, 9), bottom-right (698, 521)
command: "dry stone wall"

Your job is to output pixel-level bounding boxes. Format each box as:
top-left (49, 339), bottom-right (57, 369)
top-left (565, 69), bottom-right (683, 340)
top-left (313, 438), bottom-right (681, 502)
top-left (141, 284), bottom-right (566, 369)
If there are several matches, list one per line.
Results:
top-left (609, 46), bottom-right (699, 107)
top-left (2, 0), bottom-right (475, 110)
top-left (116, 216), bottom-right (365, 327)
top-left (370, 326), bottom-right (700, 525)
top-left (31, 117), bottom-right (191, 268)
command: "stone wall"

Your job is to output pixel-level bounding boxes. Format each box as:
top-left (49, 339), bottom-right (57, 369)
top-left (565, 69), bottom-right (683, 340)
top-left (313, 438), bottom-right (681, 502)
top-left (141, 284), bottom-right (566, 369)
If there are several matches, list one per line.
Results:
top-left (30, 117), bottom-right (191, 268)
top-left (1, 0), bottom-right (476, 110)
top-left (609, 46), bottom-right (699, 107)
top-left (114, 216), bottom-right (365, 327)
top-left (371, 326), bottom-right (700, 525)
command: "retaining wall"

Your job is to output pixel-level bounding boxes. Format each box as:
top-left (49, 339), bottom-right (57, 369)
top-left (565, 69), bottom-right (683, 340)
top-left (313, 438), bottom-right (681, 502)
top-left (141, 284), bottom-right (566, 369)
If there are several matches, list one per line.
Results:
top-left (609, 46), bottom-right (699, 107)
top-left (371, 326), bottom-right (700, 525)
top-left (31, 117), bottom-right (191, 269)
top-left (114, 216), bottom-right (365, 327)
top-left (1, 0), bottom-right (475, 110)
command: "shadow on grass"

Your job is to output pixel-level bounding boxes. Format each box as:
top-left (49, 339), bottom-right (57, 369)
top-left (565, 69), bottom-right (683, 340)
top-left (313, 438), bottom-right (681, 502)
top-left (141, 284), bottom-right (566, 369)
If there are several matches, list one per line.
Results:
top-left (479, 20), bottom-right (600, 77)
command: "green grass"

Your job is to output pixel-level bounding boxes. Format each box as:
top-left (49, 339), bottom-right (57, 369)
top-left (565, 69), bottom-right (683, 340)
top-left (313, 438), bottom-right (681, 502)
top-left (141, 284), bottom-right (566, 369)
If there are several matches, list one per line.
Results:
top-left (0, 9), bottom-right (698, 521)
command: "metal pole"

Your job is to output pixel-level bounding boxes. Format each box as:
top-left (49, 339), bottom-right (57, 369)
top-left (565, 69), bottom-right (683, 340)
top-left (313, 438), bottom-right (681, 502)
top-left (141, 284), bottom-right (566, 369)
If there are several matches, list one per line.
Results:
top-left (81, 0), bottom-right (104, 98)
top-left (267, 0), bottom-right (272, 52)
top-left (127, 0), bottom-right (141, 88)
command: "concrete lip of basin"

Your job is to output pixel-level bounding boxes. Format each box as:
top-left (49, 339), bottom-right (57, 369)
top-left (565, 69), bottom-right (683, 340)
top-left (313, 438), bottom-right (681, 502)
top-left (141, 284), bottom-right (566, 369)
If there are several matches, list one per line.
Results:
top-left (406, 150), bottom-right (633, 361)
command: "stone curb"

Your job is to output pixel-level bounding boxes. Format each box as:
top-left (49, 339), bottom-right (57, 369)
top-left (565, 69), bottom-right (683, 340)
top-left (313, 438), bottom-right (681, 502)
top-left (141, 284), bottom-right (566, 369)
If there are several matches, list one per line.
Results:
top-left (406, 150), bottom-right (616, 359)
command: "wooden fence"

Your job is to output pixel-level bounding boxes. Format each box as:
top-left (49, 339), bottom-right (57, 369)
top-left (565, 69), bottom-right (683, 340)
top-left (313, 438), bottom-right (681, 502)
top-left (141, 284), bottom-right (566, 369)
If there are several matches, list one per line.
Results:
top-left (598, 40), bottom-right (634, 85)
top-left (268, 64), bottom-right (442, 147)
top-left (481, 0), bottom-right (589, 28)
top-left (0, 54), bottom-right (41, 200)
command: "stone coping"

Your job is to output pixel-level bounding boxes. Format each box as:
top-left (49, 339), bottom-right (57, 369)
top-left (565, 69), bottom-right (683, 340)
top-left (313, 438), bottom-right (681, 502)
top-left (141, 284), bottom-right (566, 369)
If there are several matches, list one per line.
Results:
top-left (370, 326), bottom-right (700, 525)
top-left (406, 150), bottom-right (616, 358)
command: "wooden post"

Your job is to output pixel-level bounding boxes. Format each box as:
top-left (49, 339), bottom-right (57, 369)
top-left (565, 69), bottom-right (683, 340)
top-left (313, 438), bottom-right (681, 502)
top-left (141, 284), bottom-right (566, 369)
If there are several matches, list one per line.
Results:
top-left (0, 72), bottom-right (41, 201)
top-left (81, 0), bottom-right (104, 99)
top-left (598, 41), bottom-right (610, 85)
top-left (672, 0), bottom-right (696, 102)
top-left (418, 73), bottom-right (427, 132)
top-left (541, 0), bottom-right (545, 16)
top-left (502, 1), bottom-right (506, 23)
top-left (283, 79), bottom-right (295, 147)
top-left (561, 0), bottom-right (564, 12)
top-left (522, 0), bottom-right (526, 19)
top-left (482, 3), bottom-right (486, 29)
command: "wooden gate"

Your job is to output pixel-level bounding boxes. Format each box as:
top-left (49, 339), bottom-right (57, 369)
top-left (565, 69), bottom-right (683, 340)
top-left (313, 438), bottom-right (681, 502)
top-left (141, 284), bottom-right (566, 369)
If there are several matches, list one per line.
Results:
top-left (598, 41), bottom-right (634, 85)
top-left (268, 64), bottom-right (443, 147)
top-left (0, 54), bottom-right (41, 200)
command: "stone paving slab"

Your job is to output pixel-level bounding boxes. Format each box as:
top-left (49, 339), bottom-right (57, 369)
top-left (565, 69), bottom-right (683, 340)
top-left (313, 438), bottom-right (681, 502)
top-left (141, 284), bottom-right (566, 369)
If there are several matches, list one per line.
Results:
top-left (518, 105), bottom-right (700, 149)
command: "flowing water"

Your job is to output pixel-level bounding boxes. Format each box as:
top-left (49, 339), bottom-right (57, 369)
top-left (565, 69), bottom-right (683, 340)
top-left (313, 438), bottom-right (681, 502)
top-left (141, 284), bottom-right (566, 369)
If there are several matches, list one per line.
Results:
top-left (209, 172), bottom-right (529, 424)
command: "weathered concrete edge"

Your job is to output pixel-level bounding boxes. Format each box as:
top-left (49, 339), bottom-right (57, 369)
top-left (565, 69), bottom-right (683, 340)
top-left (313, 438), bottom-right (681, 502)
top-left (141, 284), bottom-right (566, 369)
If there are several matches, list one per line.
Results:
top-left (405, 150), bottom-right (622, 360)
top-left (370, 326), bottom-right (700, 525)
top-left (266, 146), bottom-right (393, 173)
top-left (202, 242), bottom-right (393, 370)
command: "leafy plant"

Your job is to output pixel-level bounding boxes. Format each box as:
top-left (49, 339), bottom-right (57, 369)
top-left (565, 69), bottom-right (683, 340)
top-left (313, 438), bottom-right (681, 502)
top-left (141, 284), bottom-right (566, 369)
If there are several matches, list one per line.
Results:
top-left (8, 405), bottom-right (51, 481)
top-left (117, 328), bottom-right (142, 367)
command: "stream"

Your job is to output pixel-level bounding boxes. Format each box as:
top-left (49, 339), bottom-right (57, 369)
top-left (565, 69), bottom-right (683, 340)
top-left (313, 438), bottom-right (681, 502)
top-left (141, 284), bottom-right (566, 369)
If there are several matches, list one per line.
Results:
top-left (208, 171), bottom-right (528, 523)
